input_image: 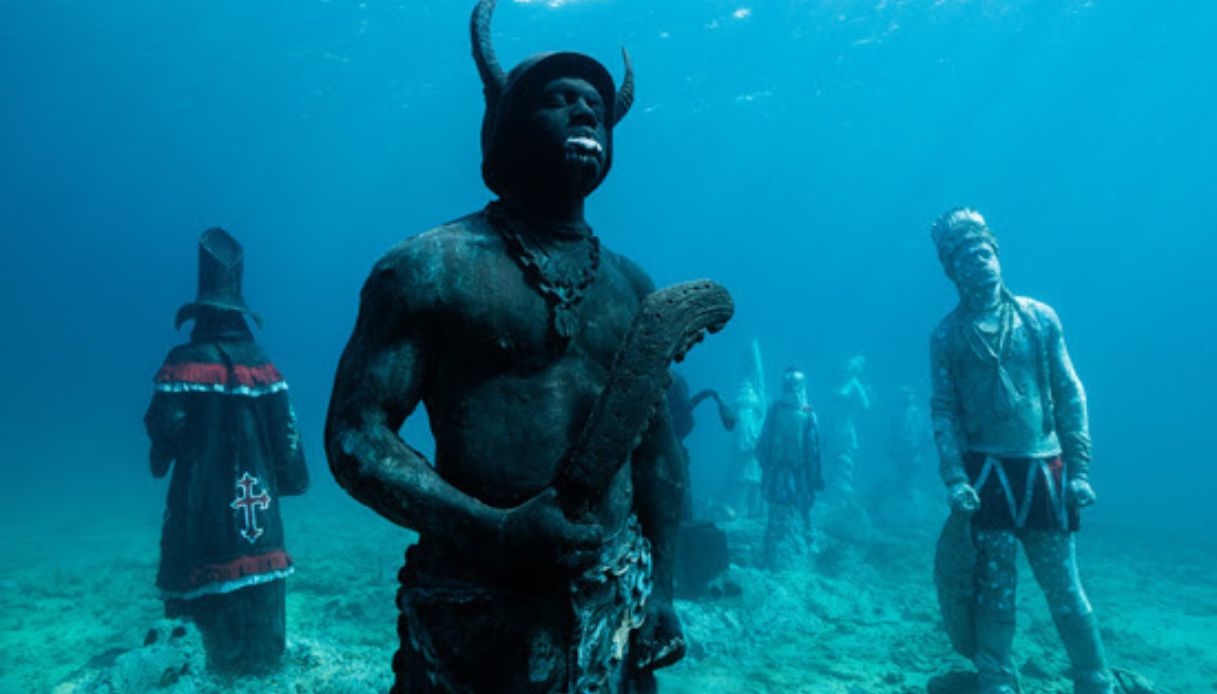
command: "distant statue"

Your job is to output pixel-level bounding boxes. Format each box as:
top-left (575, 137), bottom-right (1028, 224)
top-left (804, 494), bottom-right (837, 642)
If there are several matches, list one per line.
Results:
top-left (324, 1), bottom-right (733, 690)
top-left (757, 368), bottom-right (824, 570)
top-left (727, 380), bottom-right (765, 519)
top-left (830, 354), bottom-right (871, 497)
top-left (144, 227), bottom-right (309, 675)
top-left (928, 208), bottom-right (1112, 693)
top-left (886, 385), bottom-right (931, 494)
top-left (666, 373), bottom-right (736, 520)
top-left (666, 374), bottom-right (736, 596)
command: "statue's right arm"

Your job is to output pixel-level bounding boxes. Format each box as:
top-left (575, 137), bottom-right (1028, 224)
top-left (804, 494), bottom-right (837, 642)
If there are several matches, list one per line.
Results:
top-left (929, 324), bottom-right (968, 487)
top-left (324, 256), bottom-right (502, 543)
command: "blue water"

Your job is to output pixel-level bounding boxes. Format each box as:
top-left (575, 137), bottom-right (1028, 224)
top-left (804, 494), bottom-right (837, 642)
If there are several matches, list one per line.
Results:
top-left (1, 0), bottom-right (1215, 688)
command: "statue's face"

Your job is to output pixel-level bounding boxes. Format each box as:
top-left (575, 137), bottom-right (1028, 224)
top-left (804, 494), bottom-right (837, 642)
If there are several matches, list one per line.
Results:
top-left (782, 371), bottom-right (808, 406)
top-left (951, 239), bottom-right (1002, 293)
top-left (523, 76), bottom-right (608, 192)
top-left (846, 355), bottom-right (865, 377)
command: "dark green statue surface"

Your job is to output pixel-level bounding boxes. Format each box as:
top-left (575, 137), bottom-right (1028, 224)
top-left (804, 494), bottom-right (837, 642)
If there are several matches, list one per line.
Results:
top-left (324, 2), bottom-right (731, 691)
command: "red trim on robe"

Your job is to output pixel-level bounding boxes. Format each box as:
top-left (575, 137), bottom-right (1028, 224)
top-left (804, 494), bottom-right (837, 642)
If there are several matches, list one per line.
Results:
top-left (155, 361), bottom-right (285, 388)
top-left (176, 550), bottom-right (294, 591)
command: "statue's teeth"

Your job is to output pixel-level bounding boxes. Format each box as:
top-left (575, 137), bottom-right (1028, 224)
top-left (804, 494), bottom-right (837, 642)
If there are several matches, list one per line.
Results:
top-left (567, 136), bottom-right (603, 153)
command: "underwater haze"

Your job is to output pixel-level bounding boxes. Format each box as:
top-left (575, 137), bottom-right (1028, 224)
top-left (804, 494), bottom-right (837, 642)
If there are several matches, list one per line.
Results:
top-left (2, 1), bottom-right (1215, 692)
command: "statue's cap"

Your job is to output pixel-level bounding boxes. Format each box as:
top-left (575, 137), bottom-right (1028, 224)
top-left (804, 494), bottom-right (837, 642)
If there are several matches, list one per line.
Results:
top-left (174, 227), bottom-right (263, 330)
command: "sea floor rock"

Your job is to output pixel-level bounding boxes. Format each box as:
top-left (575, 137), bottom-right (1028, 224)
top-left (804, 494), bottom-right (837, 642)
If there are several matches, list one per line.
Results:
top-left (54, 619), bottom-right (203, 693)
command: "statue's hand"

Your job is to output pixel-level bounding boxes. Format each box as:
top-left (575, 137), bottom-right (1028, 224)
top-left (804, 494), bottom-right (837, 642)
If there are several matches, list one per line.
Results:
top-left (633, 597), bottom-right (686, 672)
top-left (497, 488), bottom-right (604, 572)
top-left (1068, 478), bottom-right (1097, 508)
top-left (947, 482), bottom-right (980, 513)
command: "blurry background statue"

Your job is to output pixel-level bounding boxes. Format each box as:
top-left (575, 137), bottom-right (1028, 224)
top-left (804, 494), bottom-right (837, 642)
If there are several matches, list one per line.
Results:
top-left (144, 227), bottom-right (309, 675)
top-left (928, 208), bottom-right (1112, 693)
top-left (666, 373), bottom-right (736, 598)
top-left (666, 372), bottom-right (736, 520)
top-left (756, 367), bottom-right (825, 570)
top-left (727, 379), bottom-right (765, 519)
top-left (881, 385), bottom-right (933, 504)
top-left (829, 354), bottom-right (871, 499)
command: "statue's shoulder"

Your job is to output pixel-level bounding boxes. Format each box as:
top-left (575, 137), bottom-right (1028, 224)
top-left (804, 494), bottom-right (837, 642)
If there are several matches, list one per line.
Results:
top-left (930, 308), bottom-right (963, 348)
top-left (1013, 295), bottom-right (1059, 323)
top-left (164, 338), bottom-right (266, 366)
top-left (366, 211), bottom-right (499, 301)
top-left (162, 340), bottom-right (216, 365)
top-left (1012, 295), bottom-right (1064, 338)
top-left (379, 211), bottom-right (497, 269)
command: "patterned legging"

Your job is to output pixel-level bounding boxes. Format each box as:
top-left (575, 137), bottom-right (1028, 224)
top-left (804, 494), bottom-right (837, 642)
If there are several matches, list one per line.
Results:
top-left (973, 529), bottom-right (1111, 693)
top-left (975, 529), bottom-right (1092, 617)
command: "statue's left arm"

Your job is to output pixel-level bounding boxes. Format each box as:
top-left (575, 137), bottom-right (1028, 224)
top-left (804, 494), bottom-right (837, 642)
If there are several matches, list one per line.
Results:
top-left (809, 411), bottom-right (826, 491)
top-left (1042, 304), bottom-right (1093, 490)
top-left (268, 389), bottom-right (310, 496)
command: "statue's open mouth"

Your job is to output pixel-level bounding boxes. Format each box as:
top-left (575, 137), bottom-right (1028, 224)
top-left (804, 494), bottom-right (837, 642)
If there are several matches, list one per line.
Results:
top-left (564, 136), bottom-right (603, 164)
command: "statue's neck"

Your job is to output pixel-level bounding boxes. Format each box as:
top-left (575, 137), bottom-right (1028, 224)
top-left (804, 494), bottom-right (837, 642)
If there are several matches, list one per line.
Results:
top-left (500, 189), bottom-right (588, 232)
top-left (959, 282), bottom-right (1004, 314)
top-left (191, 312), bottom-right (252, 341)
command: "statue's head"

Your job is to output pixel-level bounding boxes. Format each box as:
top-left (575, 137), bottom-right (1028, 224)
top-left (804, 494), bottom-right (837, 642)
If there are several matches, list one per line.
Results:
top-left (736, 380), bottom-right (761, 410)
top-left (471, 0), bottom-right (634, 200)
top-left (845, 354), bottom-right (866, 378)
top-left (930, 207), bottom-right (1002, 296)
top-left (781, 367), bottom-right (808, 407)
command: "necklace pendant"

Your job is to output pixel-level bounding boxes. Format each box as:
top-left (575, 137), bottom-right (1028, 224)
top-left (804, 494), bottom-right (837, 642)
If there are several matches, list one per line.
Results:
top-left (554, 306), bottom-right (578, 341)
top-left (487, 203), bottom-right (600, 347)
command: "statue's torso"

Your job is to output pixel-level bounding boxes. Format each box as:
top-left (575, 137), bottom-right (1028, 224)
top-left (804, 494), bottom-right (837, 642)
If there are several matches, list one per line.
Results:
top-left (939, 300), bottom-right (1061, 459)
top-left (396, 212), bottom-right (646, 528)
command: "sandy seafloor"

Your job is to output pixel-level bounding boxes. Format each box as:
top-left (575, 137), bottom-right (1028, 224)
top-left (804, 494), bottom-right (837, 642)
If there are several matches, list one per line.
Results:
top-left (2, 491), bottom-right (1214, 694)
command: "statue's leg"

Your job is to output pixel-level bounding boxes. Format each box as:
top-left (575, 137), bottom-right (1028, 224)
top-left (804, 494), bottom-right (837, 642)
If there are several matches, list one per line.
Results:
top-left (747, 481), bottom-right (763, 518)
top-left (834, 425), bottom-right (859, 497)
top-left (236, 579), bottom-right (286, 674)
top-left (178, 580), bottom-right (285, 676)
top-left (763, 503), bottom-right (805, 570)
top-left (1022, 531), bottom-right (1113, 694)
top-left (800, 506), bottom-right (814, 549)
top-left (974, 529), bottom-right (1020, 694)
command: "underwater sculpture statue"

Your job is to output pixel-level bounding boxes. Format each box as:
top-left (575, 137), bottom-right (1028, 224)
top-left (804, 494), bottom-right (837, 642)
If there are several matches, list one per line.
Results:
top-left (665, 374), bottom-right (735, 596)
top-left (666, 372), bottom-right (735, 519)
top-left (880, 385), bottom-right (932, 500)
top-left (666, 374), bottom-right (736, 446)
top-left (324, 1), bottom-right (732, 691)
top-left (829, 354), bottom-right (870, 498)
top-left (144, 227), bottom-right (309, 675)
top-left (756, 367), bottom-right (825, 570)
top-left (728, 379), bottom-right (766, 519)
top-left (928, 208), bottom-right (1113, 693)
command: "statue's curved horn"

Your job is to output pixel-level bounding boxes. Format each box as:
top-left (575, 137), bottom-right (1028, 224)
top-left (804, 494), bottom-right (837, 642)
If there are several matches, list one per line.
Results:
top-left (613, 48), bottom-right (634, 125)
top-left (471, 0), bottom-right (507, 102)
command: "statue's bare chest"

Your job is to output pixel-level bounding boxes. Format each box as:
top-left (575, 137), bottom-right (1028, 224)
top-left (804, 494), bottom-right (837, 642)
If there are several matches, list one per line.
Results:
top-left (434, 250), bottom-right (639, 377)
